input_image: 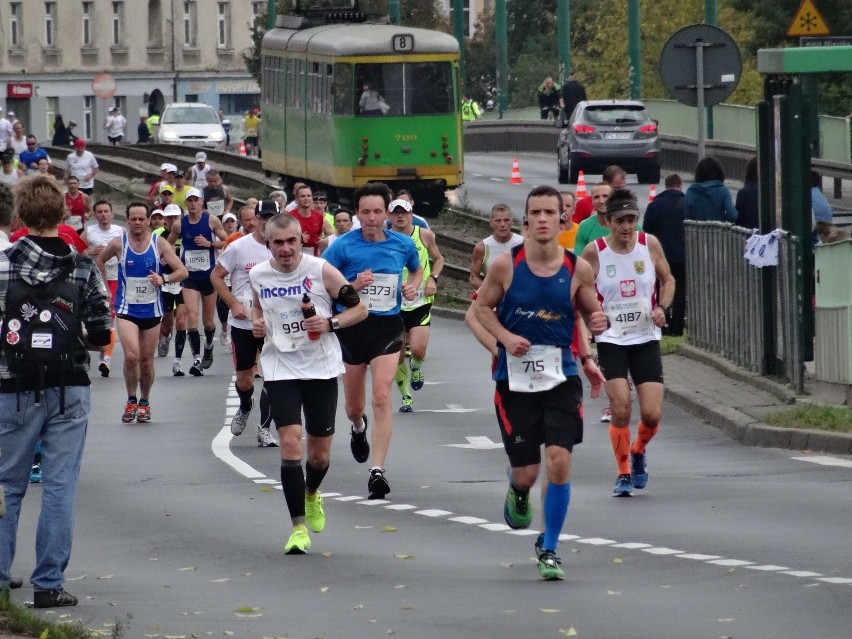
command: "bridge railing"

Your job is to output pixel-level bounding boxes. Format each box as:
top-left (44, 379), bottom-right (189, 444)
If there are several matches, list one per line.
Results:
top-left (685, 221), bottom-right (804, 391)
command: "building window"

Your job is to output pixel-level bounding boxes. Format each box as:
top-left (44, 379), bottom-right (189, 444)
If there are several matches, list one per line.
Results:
top-left (111, 1), bottom-right (124, 46)
top-left (251, 1), bottom-right (264, 19)
top-left (217, 2), bottom-right (231, 49)
top-left (45, 2), bottom-right (57, 47)
top-left (83, 96), bottom-right (94, 140)
top-left (183, 1), bottom-right (197, 47)
top-left (82, 2), bottom-right (93, 45)
top-left (10, 2), bottom-right (22, 47)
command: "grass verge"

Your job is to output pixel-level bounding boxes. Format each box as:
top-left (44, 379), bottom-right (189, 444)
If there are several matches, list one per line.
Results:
top-left (765, 405), bottom-right (852, 432)
top-left (0, 590), bottom-right (93, 639)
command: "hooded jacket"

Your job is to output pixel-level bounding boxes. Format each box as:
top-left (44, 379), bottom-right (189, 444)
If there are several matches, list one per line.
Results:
top-left (684, 180), bottom-right (738, 223)
top-left (0, 236), bottom-right (111, 391)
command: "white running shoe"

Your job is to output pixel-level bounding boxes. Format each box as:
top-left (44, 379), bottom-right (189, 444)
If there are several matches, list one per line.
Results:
top-left (256, 426), bottom-right (278, 447)
top-left (600, 407), bottom-right (612, 423)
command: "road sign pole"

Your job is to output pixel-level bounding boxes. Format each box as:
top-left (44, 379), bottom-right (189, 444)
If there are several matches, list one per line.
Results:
top-left (557, 0), bottom-right (571, 85)
top-left (627, 0), bottom-right (642, 100)
top-left (696, 43), bottom-right (706, 159)
top-left (495, 0), bottom-right (509, 113)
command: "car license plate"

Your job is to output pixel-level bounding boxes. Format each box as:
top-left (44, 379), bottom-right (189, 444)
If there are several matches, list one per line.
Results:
top-left (604, 132), bottom-right (632, 140)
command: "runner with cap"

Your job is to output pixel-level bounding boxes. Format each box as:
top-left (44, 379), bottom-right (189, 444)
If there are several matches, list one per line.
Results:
top-left (322, 182), bottom-right (422, 499)
top-left (190, 152), bottom-right (213, 189)
top-left (147, 163), bottom-right (177, 205)
top-left (166, 187), bottom-right (228, 376)
top-left (156, 204), bottom-right (190, 371)
top-left (387, 198), bottom-right (444, 412)
top-left (580, 188), bottom-right (675, 496)
top-left (81, 199), bottom-right (125, 377)
top-left (171, 169), bottom-right (191, 211)
top-left (64, 139), bottom-right (98, 196)
top-left (211, 200), bottom-right (279, 447)
top-left (104, 107), bottom-right (126, 146)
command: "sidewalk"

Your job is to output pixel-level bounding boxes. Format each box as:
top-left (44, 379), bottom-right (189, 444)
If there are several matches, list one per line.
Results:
top-left (665, 343), bottom-right (852, 455)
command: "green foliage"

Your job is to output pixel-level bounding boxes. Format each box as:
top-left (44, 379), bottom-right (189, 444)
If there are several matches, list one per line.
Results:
top-left (0, 589), bottom-right (94, 638)
top-left (766, 405), bottom-right (852, 432)
top-left (400, 0), bottom-right (450, 32)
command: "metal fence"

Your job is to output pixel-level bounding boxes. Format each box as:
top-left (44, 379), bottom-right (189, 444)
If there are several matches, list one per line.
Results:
top-left (685, 221), bottom-right (804, 391)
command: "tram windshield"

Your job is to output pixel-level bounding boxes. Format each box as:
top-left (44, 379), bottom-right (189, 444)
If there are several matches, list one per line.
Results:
top-left (353, 62), bottom-right (454, 116)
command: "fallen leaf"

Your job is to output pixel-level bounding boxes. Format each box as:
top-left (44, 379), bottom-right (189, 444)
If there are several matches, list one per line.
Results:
top-left (500, 562), bottom-right (513, 568)
top-left (715, 618), bottom-right (735, 623)
top-left (97, 574), bottom-right (114, 579)
top-left (401, 604), bottom-right (414, 610)
top-left (234, 606), bottom-right (258, 613)
top-left (353, 604), bottom-right (364, 610)
top-left (559, 629), bottom-right (578, 637)
top-left (385, 630), bottom-right (396, 635)
top-left (177, 566), bottom-right (196, 571)
top-left (607, 590), bottom-right (621, 595)
top-left (322, 552), bottom-right (332, 557)
top-left (540, 608), bottom-right (560, 613)
top-left (259, 486), bottom-right (273, 493)
top-left (66, 574), bottom-right (87, 581)
top-left (211, 578), bottom-right (229, 583)
top-left (381, 526), bottom-right (397, 533)
top-left (612, 557), bottom-right (623, 563)
top-left (394, 584), bottom-right (407, 589)
top-left (321, 586), bottom-right (329, 593)
top-left (503, 609), bottom-right (517, 615)
top-left (355, 525), bottom-right (374, 529)
top-left (394, 553), bottom-right (415, 560)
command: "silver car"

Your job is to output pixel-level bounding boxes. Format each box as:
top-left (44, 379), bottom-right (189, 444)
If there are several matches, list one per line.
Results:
top-left (157, 102), bottom-right (226, 148)
top-left (557, 100), bottom-right (661, 184)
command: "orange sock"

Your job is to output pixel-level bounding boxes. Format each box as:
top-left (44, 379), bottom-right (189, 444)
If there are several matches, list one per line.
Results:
top-left (631, 421), bottom-right (659, 455)
top-left (104, 328), bottom-right (116, 358)
top-left (609, 425), bottom-right (631, 476)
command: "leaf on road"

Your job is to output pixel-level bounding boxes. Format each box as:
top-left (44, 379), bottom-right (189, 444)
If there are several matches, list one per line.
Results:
top-left (500, 562), bottom-right (513, 568)
top-left (401, 603), bottom-right (414, 610)
top-left (386, 630), bottom-right (396, 635)
top-left (612, 557), bottom-right (622, 563)
top-left (394, 584), bottom-right (407, 589)
top-left (571, 548), bottom-right (580, 553)
top-left (321, 586), bottom-right (329, 593)
top-left (224, 632), bottom-right (234, 636)
top-left (540, 608), bottom-right (560, 613)
top-left (164, 635), bottom-right (188, 638)
top-left (353, 604), bottom-right (364, 610)
top-left (355, 525), bottom-right (374, 529)
top-left (177, 566), bottom-right (196, 571)
top-left (503, 609), bottom-right (517, 615)
top-left (607, 590), bottom-right (621, 595)
top-left (235, 606), bottom-right (258, 613)
top-left (259, 485), bottom-right (273, 492)
top-left (322, 552), bottom-right (332, 557)
top-left (381, 526), bottom-right (397, 533)
top-left (715, 618), bottom-right (735, 623)
top-left (211, 578), bottom-right (229, 583)
top-left (67, 574), bottom-right (87, 581)
top-left (659, 585), bottom-right (671, 589)
top-left (97, 574), bottom-right (114, 579)
top-left (394, 553), bottom-right (415, 560)
top-left (559, 629), bottom-right (578, 637)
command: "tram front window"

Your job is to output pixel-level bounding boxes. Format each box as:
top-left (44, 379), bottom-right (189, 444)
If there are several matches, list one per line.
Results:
top-left (355, 62), bottom-right (453, 116)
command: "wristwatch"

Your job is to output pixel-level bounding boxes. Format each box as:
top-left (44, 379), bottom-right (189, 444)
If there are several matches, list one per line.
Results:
top-left (430, 274), bottom-right (439, 283)
top-left (580, 354), bottom-right (594, 365)
top-left (163, 273), bottom-right (170, 284)
top-left (328, 317), bottom-right (340, 332)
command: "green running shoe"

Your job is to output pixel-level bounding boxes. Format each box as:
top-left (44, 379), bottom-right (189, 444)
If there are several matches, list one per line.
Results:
top-left (538, 550), bottom-right (566, 581)
top-left (399, 395), bottom-right (413, 413)
top-left (410, 365), bottom-right (425, 391)
top-left (304, 492), bottom-right (326, 533)
top-left (284, 525), bottom-right (311, 555)
top-left (504, 483), bottom-right (532, 529)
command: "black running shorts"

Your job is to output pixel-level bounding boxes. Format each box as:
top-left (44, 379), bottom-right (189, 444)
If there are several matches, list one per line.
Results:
top-left (335, 313), bottom-right (403, 365)
top-left (401, 302), bottom-right (432, 332)
top-left (596, 340), bottom-right (664, 386)
top-left (181, 277), bottom-right (216, 297)
top-left (116, 314), bottom-right (162, 331)
top-left (230, 326), bottom-right (264, 372)
top-left (494, 376), bottom-right (584, 468)
top-left (263, 378), bottom-right (337, 437)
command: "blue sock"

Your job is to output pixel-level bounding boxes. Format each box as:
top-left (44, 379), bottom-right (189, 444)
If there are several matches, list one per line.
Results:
top-left (543, 481), bottom-right (571, 552)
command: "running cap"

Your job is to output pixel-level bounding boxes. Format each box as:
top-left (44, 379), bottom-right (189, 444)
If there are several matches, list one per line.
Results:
top-left (74, 139), bottom-right (86, 148)
top-left (388, 199), bottom-right (413, 213)
top-left (222, 212), bottom-right (237, 223)
top-left (162, 204), bottom-right (182, 217)
top-left (159, 183), bottom-right (174, 194)
top-left (185, 187), bottom-right (203, 200)
top-left (255, 200), bottom-right (280, 217)
top-left (195, 151), bottom-right (207, 162)
top-left (160, 162), bottom-right (177, 173)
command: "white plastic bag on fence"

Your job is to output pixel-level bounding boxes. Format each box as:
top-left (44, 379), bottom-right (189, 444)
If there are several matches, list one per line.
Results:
top-left (744, 229), bottom-right (781, 267)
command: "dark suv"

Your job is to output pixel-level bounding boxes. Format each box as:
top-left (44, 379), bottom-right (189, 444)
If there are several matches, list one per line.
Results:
top-left (557, 100), bottom-right (661, 184)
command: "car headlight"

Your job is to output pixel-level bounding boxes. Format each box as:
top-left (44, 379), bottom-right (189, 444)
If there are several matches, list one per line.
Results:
top-left (161, 130), bottom-right (177, 140)
top-left (208, 131), bottom-right (224, 141)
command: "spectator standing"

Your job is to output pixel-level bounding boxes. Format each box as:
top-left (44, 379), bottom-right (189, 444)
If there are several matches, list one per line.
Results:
top-left (52, 114), bottom-right (71, 147)
top-left (104, 107), bottom-right (127, 146)
top-left (137, 115), bottom-right (151, 144)
top-left (64, 139), bottom-right (99, 196)
top-left (683, 156), bottom-right (738, 222)
top-left (0, 108), bottom-right (12, 149)
top-left (642, 173), bottom-right (686, 336)
top-left (537, 77), bottom-right (562, 120)
top-left (244, 108), bottom-right (261, 156)
top-left (146, 110), bottom-right (160, 141)
top-left (560, 71), bottom-right (587, 120)
top-left (735, 157), bottom-right (759, 229)
top-left (0, 175), bottom-right (112, 607)
top-left (461, 94), bottom-right (481, 122)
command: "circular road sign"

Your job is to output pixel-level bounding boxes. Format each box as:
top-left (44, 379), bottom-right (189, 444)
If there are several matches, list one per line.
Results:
top-left (92, 73), bottom-right (117, 100)
top-left (659, 24), bottom-right (742, 107)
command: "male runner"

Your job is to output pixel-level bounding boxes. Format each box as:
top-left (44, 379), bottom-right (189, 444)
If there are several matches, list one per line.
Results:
top-left (387, 198), bottom-right (444, 412)
top-left (250, 214), bottom-right (367, 554)
top-left (211, 200), bottom-right (278, 447)
top-left (288, 184), bottom-right (334, 256)
top-left (469, 204), bottom-right (523, 289)
top-left (580, 188), bottom-right (674, 496)
top-left (473, 185), bottom-right (607, 580)
top-left (322, 182), bottom-right (422, 499)
top-left (97, 202), bottom-right (187, 422)
top-left (82, 199), bottom-right (124, 376)
top-left (166, 187), bottom-right (228, 376)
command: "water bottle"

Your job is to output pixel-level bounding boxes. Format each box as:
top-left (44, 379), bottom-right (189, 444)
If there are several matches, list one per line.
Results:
top-left (301, 293), bottom-right (320, 341)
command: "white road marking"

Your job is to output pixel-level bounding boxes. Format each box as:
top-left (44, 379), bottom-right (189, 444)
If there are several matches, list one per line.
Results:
top-left (215, 384), bottom-right (852, 587)
top-left (791, 455), bottom-right (852, 468)
top-left (445, 436), bottom-right (502, 449)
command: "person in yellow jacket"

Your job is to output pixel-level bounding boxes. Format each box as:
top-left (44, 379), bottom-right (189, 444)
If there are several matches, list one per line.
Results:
top-left (461, 94), bottom-right (481, 122)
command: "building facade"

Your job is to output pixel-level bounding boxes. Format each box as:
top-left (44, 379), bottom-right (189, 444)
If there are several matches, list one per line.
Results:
top-left (0, 0), bottom-right (261, 145)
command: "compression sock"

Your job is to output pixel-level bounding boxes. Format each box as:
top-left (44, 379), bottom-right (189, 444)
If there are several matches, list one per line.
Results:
top-left (609, 425), bottom-right (632, 476)
top-left (395, 362), bottom-right (411, 396)
top-left (204, 326), bottom-right (215, 347)
top-left (280, 459), bottom-right (306, 523)
top-left (410, 356), bottom-right (424, 370)
top-left (236, 384), bottom-right (254, 412)
top-left (188, 329), bottom-right (201, 358)
top-left (305, 461), bottom-right (329, 494)
top-left (175, 329), bottom-right (187, 358)
top-left (631, 421), bottom-right (660, 455)
top-left (259, 386), bottom-right (272, 430)
top-left (542, 481), bottom-right (571, 551)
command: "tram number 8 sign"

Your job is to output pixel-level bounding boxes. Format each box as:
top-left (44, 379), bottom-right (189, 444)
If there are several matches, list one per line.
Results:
top-left (392, 34), bottom-right (415, 52)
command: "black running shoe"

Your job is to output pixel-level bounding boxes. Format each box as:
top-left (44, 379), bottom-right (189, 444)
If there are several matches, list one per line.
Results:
top-left (367, 467), bottom-right (390, 499)
top-left (189, 358), bottom-right (204, 377)
top-left (350, 414), bottom-right (370, 463)
top-left (202, 344), bottom-right (214, 369)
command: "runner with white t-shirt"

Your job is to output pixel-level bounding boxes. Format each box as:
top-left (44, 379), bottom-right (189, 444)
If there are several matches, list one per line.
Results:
top-left (210, 200), bottom-right (278, 447)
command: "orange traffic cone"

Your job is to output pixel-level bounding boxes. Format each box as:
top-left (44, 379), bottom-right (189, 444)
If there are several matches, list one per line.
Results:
top-left (648, 185), bottom-right (656, 203)
top-left (575, 170), bottom-right (588, 199)
top-left (238, 140), bottom-right (247, 157)
top-left (509, 157), bottom-right (524, 184)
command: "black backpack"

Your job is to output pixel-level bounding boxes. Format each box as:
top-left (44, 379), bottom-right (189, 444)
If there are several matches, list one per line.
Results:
top-left (1, 256), bottom-right (86, 412)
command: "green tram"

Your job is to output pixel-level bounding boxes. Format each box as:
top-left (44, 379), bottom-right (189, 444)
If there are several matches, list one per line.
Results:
top-left (259, 15), bottom-right (463, 216)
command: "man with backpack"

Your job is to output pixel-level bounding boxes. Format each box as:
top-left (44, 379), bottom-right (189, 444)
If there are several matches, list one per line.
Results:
top-left (0, 175), bottom-right (112, 607)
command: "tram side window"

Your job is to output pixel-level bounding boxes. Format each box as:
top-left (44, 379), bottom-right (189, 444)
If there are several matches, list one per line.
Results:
top-left (333, 64), bottom-right (353, 116)
top-left (355, 62), bottom-right (453, 116)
